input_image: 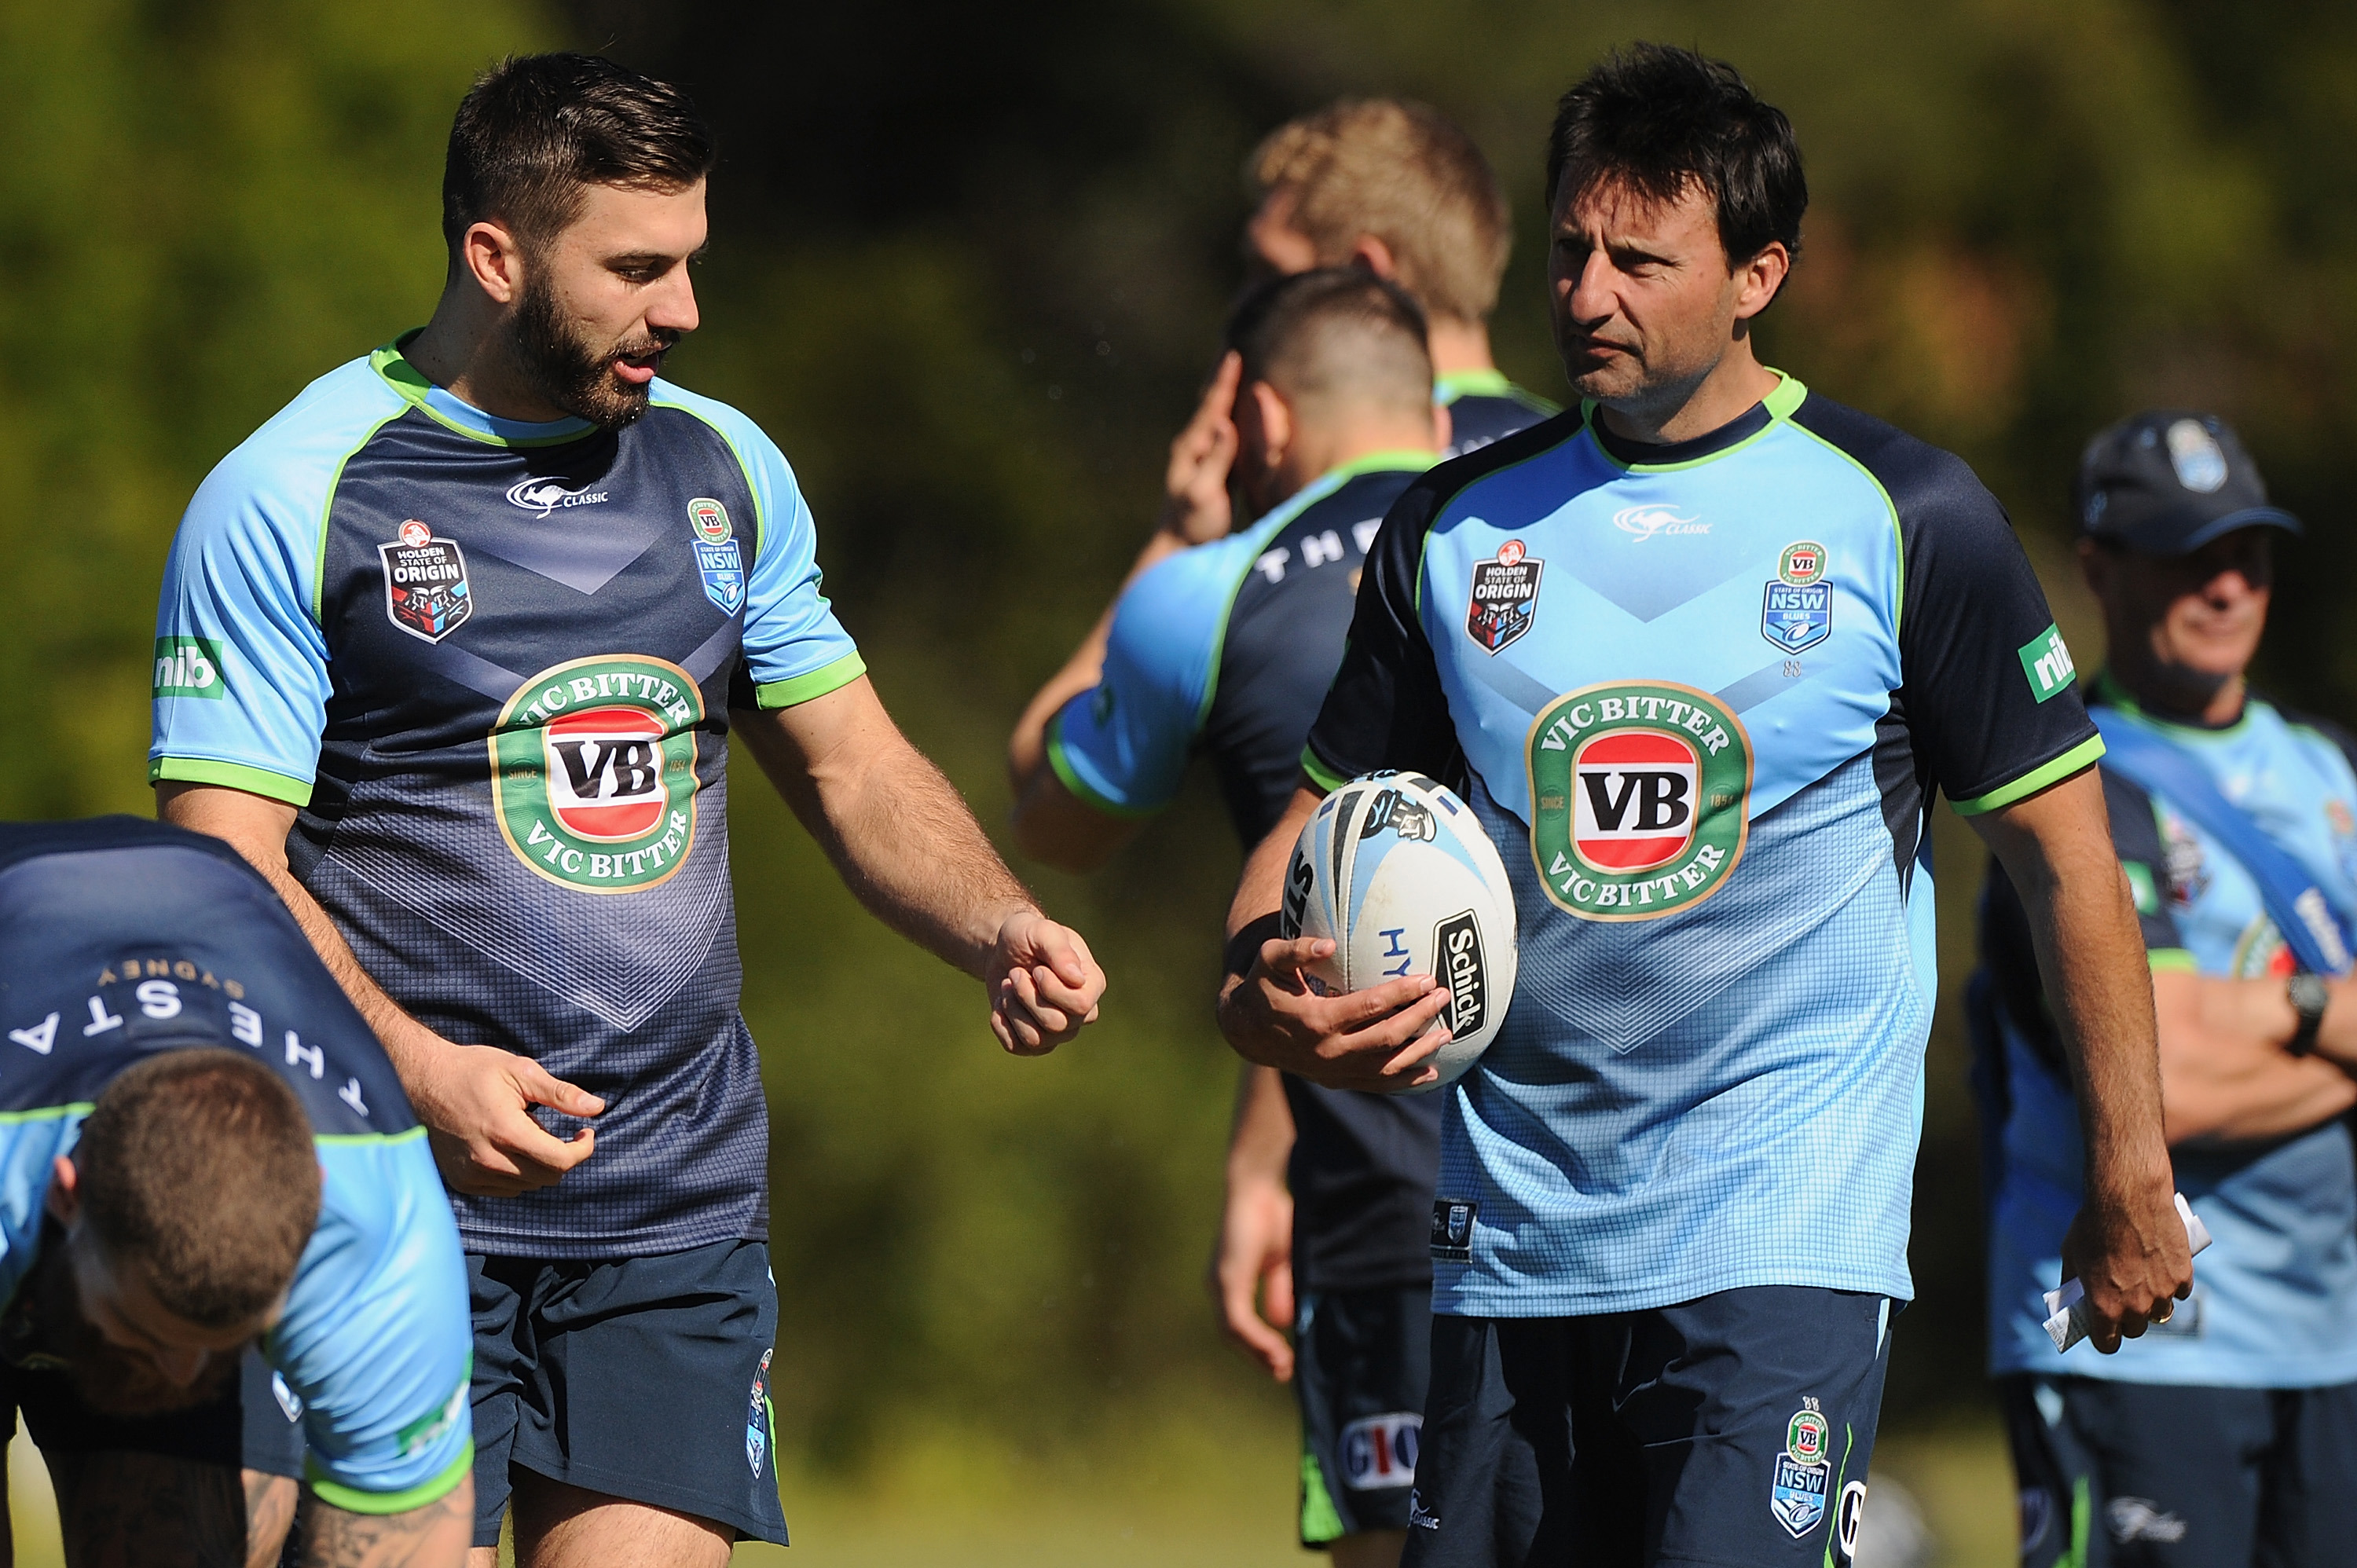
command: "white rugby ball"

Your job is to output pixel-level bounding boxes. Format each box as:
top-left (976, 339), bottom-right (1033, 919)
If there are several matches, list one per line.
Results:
top-left (1278, 771), bottom-right (1518, 1093)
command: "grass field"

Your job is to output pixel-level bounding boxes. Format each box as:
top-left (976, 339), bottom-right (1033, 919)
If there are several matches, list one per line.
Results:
top-left (6, 1415), bottom-right (2024, 1566)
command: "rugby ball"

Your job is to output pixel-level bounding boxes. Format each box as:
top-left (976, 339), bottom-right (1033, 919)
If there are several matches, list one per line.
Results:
top-left (1278, 771), bottom-right (1517, 1093)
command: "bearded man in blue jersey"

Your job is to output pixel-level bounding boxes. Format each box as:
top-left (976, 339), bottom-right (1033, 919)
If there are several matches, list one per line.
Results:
top-left (147, 53), bottom-right (1105, 1568)
top-left (1977, 413), bottom-right (2357, 1566)
top-left (1216, 44), bottom-right (2193, 1567)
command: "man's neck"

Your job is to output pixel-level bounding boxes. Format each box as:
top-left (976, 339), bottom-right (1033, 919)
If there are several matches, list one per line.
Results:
top-left (1596, 336), bottom-right (1779, 446)
top-left (1257, 423), bottom-right (1436, 515)
top-left (402, 291), bottom-right (572, 424)
top-left (1428, 317), bottom-right (1496, 380)
top-left (2110, 660), bottom-right (2249, 729)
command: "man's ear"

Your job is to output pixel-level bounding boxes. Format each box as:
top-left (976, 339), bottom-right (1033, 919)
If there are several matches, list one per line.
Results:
top-left (45, 1155), bottom-right (79, 1227)
top-left (1248, 380), bottom-right (1293, 472)
top-left (2077, 537), bottom-right (2109, 599)
top-left (1348, 234), bottom-right (1399, 281)
top-left (1731, 240), bottom-right (1792, 322)
top-left (459, 219), bottom-right (526, 306)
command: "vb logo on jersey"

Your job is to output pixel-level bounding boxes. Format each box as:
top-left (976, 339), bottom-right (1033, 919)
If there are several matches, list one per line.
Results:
top-left (687, 498), bottom-right (746, 615)
top-left (380, 520), bottom-right (472, 643)
top-left (490, 654), bottom-right (703, 893)
top-left (1761, 540), bottom-right (1832, 654)
top-left (1527, 681), bottom-right (1752, 921)
top-left (1467, 539), bottom-right (1542, 654)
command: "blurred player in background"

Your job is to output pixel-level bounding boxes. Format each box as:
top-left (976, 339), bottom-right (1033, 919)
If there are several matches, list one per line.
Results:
top-left (0, 817), bottom-right (471, 1567)
top-left (1217, 45), bottom-right (2192, 1566)
top-left (1010, 269), bottom-right (1447, 1567)
top-left (1976, 412), bottom-right (2357, 1566)
top-left (147, 53), bottom-right (1105, 1568)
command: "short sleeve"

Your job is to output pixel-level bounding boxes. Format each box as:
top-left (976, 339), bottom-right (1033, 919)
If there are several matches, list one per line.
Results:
top-left (148, 447), bottom-right (339, 807)
top-left (1301, 480), bottom-right (1461, 790)
top-left (1046, 542), bottom-right (1238, 817)
top-left (272, 1132), bottom-right (474, 1514)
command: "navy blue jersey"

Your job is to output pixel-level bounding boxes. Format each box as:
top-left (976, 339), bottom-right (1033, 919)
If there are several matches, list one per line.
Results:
top-left (1979, 685), bottom-right (2357, 1387)
top-left (0, 818), bottom-right (471, 1511)
top-left (1050, 455), bottom-right (1448, 1288)
top-left (1436, 372), bottom-right (1557, 460)
top-left (1305, 379), bottom-right (2099, 1314)
top-left (150, 338), bottom-right (864, 1258)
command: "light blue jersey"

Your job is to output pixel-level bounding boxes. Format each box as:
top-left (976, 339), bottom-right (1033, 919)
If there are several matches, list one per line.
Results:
top-left (1305, 376), bottom-right (2101, 1316)
top-left (1980, 681), bottom-right (2357, 1387)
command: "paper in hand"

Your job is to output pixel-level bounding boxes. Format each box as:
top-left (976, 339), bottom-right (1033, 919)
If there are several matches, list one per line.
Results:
top-left (2042, 1192), bottom-right (2212, 1354)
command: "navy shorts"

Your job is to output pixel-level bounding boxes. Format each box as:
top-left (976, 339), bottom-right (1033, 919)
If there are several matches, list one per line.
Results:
top-left (1296, 1285), bottom-right (1431, 1544)
top-left (468, 1238), bottom-right (785, 1548)
top-left (1402, 1287), bottom-right (1893, 1568)
top-left (2001, 1375), bottom-right (2357, 1566)
top-left (0, 1344), bottom-right (302, 1478)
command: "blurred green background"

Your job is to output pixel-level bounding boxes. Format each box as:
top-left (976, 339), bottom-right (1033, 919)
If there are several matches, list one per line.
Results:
top-left (6, 0), bottom-right (2357, 1561)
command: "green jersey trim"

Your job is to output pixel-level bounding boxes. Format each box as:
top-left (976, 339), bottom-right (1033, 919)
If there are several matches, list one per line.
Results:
top-left (149, 756), bottom-right (314, 808)
top-left (1583, 370), bottom-right (1804, 475)
top-left (1949, 735), bottom-right (2107, 816)
top-left (311, 1125), bottom-right (429, 1149)
top-left (1044, 719), bottom-right (1161, 820)
top-left (1435, 370), bottom-right (1562, 416)
top-left (1298, 1446), bottom-right (1346, 1544)
top-left (1777, 382), bottom-right (1908, 636)
top-left (1299, 744), bottom-right (1351, 795)
top-left (0, 1104), bottom-right (93, 1127)
top-left (753, 651), bottom-right (867, 710)
top-left (651, 394), bottom-right (768, 559)
top-left (368, 339), bottom-right (592, 450)
top-left (2148, 947), bottom-right (2198, 973)
top-left (305, 1438), bottom-right (474, 1515)
top-left (2091, 670), bottom-right (2256, 742)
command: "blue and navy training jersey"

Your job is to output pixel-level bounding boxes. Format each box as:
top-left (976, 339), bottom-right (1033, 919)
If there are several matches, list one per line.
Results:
top-left (1049, 454), bottom-right (1448, 1290)
top-left (1436, 371), bottom-right (1557, 461)
top-left (1303, 375), bottom-right (2102, 1316)
top-left (0, 818), bottom-right (472, 1512)
top-left (1978, 682), bottom-right (2357, 1387)
top-left (148, 336), bottom-right (865, 1258)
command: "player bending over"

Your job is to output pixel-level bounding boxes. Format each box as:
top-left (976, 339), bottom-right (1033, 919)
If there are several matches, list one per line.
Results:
top-left (148, 53), bottom-right (1104, 1566)
top-left (1011, 269), bottom-right (1446, 1567)
top-left (0, 817), bottom-right (471, 1567)
top-left (1217, 45), bottom-right (2191, 1567)
top-left (1977, 413), bottom-right (2357, 1566)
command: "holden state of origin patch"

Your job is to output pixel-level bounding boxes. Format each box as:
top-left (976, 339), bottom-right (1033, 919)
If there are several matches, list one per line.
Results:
top-left (489, 654), bottom-right (704, 894)
top-left (1526, 680), bottom-right (1752, 921)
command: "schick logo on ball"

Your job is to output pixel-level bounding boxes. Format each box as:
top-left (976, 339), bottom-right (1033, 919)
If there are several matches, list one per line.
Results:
top-left (490, 654), bottom-right (703, 893)
top-left (1527, 681), bottom-right (1751, 921)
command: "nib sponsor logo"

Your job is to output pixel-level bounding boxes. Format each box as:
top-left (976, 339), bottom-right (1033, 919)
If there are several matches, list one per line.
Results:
top-left (507, 477), bottom-right (611, 516)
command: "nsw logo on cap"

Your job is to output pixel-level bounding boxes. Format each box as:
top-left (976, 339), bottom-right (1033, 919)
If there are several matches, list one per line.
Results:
top-left (2165, 419), bottom-right (2228, 493)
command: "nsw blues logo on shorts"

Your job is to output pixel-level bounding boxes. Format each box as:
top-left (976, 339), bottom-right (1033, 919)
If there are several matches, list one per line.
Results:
top-left (746, 1348), bottom-right (772, 1477)
top-left (1770, 1401), bottom-right (1831, 1537)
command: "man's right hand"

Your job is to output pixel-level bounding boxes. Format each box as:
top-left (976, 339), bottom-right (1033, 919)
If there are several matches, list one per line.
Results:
top-left (2058, 1178), bottom-right (2194, 1354)
top-left (1217, 936), bottom-right (1454, 1092)
top-left (1208, 1174), bottom-right (1296, 1380)
top-left (405, 1041), bottom-right (605, 1197)
top-left (1158, 351), bottom-right (1241, 545)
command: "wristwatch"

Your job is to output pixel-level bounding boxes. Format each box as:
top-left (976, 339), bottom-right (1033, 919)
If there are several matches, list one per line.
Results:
top-left (2287, 973), bottom-right (2330, 1057)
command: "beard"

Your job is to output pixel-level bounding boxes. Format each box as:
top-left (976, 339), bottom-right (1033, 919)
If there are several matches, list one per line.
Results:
top-left (509, 272), bottom-right (678, 433)
top-left (16, 1246), bottom-right (242, 1418)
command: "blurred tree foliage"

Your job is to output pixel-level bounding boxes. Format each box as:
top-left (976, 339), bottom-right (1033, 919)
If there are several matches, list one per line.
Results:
top-left (5, 0), bottom-right (2357, 1475)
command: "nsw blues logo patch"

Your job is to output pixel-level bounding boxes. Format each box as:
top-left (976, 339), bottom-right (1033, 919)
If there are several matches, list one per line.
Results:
top-left (1770, 1400), bottom-right (1832, 1538)
top-left (689, 498), bottom-right (746, 615)
top-left (1466, 539), bottom-right (1541, 654)
top-left (1761, 540), bottom-right (1830, 654)
top-left (746, 1348), bottom-right (772, 1476)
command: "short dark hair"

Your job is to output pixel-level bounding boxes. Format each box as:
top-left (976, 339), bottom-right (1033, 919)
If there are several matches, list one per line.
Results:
top-left (1226, 269), bottom-right (1432, 419)
top-left (76, 1050), bottom-right (320, 1330)
top-left (442, 53), bottom-right (715, 252)
top-left (1546, 43), bottom-right (1806, 269)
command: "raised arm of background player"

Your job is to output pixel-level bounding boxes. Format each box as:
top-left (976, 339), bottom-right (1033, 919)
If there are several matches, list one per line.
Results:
top-left (163, 680), bottom-right (1104, 1196)
top-left (1215, 767), bottom-right (2190, 1354)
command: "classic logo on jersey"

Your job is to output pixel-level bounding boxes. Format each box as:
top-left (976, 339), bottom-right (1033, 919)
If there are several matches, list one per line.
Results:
top-left (2165, 419), bottom-right (2228, 493)
top-left (1611, 504), bottom-right (1709, 541)
top-left (489, 654), bottom-right (703, 893)
top-left (153, 636), bottom-right (226, 699)
top-left (379, 520), bottom-right (472, 643)
top-left (506, 477), bottom-right (610, 515)
top-left (746, 1348), bottom-right (773, 1476)
top-left (1430, 1198), bottom-right (1476, 1261)
top-left (2018, 625), bottom-right (2077, 702)
top-left (1467, 539), bottom-right (1543, 654)
top-left (1338, 1413), bottom-right (1420, 1490)
top-left (1527, 682), bottom-right (1752, 921)
top-left (688, 498), bottom-right (746, 614)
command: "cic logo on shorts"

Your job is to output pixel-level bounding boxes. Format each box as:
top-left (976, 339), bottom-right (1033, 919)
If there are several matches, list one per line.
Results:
top-left (490, 654), bottom-right (704, 894)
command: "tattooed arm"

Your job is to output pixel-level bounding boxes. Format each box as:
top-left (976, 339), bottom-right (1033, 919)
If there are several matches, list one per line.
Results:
top-left (300, 1478), bottom-right (473, 1568)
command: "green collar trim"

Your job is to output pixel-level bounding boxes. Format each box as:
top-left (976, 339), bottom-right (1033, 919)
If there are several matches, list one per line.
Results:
top-left (2091, 670), bottom-right (2258, 740)
top-left (369, 333), bottom-right (596, 449)
top-left (1322, 449), bottom-right (1439, 482)
top-left (1436, 369), bottom-right (1513, 404)
top-left (1580, 368), bottom-right (1805, 474)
